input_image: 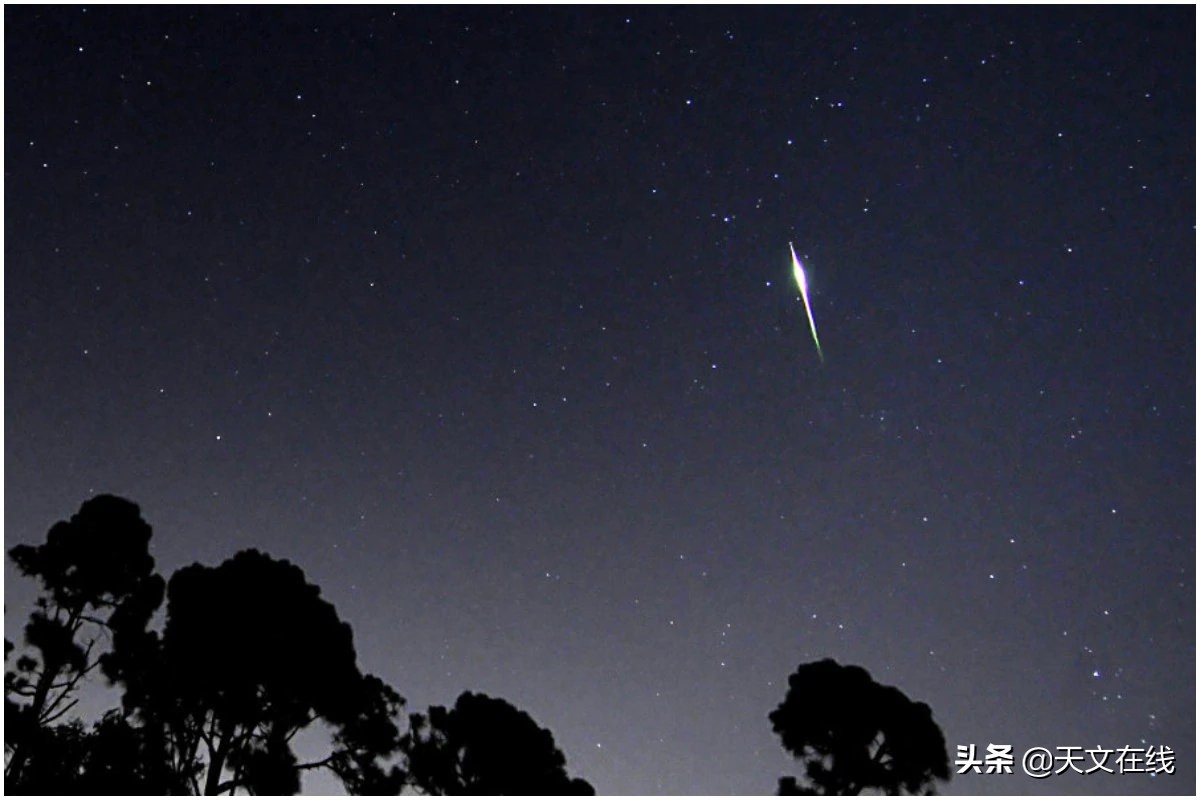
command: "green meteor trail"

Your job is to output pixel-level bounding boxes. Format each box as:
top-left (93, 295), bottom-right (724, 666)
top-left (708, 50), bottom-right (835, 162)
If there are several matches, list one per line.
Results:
top-left (789, 242), bottom-right (824, 363)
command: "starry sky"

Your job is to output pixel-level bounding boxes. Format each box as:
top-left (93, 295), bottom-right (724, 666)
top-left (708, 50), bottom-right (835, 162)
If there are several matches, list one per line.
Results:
top-left (4, 5), bottom-right (1195, 795)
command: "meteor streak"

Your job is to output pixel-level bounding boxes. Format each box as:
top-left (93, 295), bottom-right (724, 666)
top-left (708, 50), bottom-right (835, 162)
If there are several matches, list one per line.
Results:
top-left (789, 242), bottom-right (824, 363)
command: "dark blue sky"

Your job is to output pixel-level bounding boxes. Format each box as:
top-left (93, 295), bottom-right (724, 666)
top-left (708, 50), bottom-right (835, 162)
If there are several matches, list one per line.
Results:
top-left (5, 6), bottom-right (1194, 794)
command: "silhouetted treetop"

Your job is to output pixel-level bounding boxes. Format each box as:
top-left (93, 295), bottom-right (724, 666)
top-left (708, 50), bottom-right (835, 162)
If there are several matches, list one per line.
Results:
top-left (402, 691), bottom-right (594, 795)
top-left (5, 495), bottom-right (164, 792)
top-left (9, 494), bottom-right (159, 612)
top-left (770, 658), bottom-right (949, 796)
top-left (109, 548), bottom-right (404, 795)
top-left (160, 549), bottom-right (361, 719)
top-left (8, 496), bottom-right (605, 796)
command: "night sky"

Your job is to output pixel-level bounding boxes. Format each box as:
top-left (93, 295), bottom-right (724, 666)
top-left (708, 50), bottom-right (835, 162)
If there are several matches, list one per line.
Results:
top-left (4, 6), bottom-right (1195, 795)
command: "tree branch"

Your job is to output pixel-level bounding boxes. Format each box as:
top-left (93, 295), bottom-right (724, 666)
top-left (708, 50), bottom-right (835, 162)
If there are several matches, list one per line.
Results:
top-left (41, 697), bottom-right (79, 725)
top-left (298, 755), bottom-right (336, 771)
top-left (284, 714), bottom-right (317, 743)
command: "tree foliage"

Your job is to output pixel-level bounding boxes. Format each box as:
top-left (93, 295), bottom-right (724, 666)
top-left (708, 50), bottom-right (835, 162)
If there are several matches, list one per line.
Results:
top-left (5, 497), bottom-right (599, 795)
top-left (5, 495), bottom-right (164, 790)
top-left (3, 709), bottom-right (174, 793)
top-left (769, 659), bottom-right (949, 795)
top-left (402, 691), bottom-right (594, 795)
top-left (106, 548), bottom-right (405, 794)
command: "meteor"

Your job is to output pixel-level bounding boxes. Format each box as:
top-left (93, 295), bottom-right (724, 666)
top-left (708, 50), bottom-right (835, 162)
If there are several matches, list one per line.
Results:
top-left (789, 242), bottom-right (824, 363)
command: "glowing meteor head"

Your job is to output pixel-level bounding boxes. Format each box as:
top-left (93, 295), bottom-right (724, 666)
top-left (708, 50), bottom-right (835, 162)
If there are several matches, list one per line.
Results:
top-left (789, 242), bottom-right (809, 295)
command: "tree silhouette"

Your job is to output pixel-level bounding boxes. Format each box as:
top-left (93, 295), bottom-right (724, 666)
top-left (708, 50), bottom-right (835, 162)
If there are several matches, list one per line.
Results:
top-left (2, 708), bottom-right (173, 794)
top-left (8, 497), bottom-right (601, 796)
top-left (105, 548), bottom-right (405, 794)
top-left (769, 659), bottom-right (949, 795)
top-left (401, 691), bottom-right (594, 795)
top-left (4, 495), bottom-right (164, 790)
